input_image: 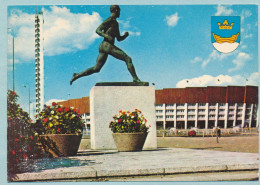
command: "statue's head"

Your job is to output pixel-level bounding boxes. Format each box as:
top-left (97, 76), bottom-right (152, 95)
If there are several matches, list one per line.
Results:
top-left (110, 5), bottom-right (120, 18)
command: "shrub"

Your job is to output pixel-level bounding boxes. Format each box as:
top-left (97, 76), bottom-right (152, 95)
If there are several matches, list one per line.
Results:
top-left (7, 90), bottom-right (43, 175)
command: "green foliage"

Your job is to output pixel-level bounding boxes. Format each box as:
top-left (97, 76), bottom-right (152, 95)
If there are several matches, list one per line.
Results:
top-left (35, 102), bottom-right (84, 135)
top-left (109, 109), bottom-right (150, 133)
top-left (7, 90), bottom-right (43, 175)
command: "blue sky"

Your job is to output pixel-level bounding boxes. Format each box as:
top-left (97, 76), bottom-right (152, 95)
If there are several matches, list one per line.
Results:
top-left (7, 5), bottom-right (258, 117)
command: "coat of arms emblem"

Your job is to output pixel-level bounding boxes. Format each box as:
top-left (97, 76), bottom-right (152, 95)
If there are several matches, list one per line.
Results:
top-left (211, 16), bottom-right (240, 53)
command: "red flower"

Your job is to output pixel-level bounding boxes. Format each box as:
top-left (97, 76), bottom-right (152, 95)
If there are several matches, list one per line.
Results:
top-left (77, 110), bottom-right (80, 114)
top-left (28, 146), bottom-right (31, 151)
top-left (137, 120), bottom-right (140, 124)
top-left (52, 102), bottom-right (57, 106)
top-left (20, 135), bottom-right (24, 138)
top-left (57, 128), bottom-right (61, 132)
top-left (12, 91), bottom-right (16, 95)
top-left (118, 119), bottom-right (122, 122)
top-left (30, 119), bottom-right (33, 122)
top-left (34, 153), bottom-right (38, 157)
top-left (23, 154), bottom-right (28, 159)
top-left (11, 122), bottom-right (15, 125)
top-left (57, 108), bottom-right (63, 112)
top-left (12, 150), bottom-right (15, 155)
top-left (19, 148), bottom-right (22, 153)
top-left (18, 104), bottom-right (20, 107)
top-left (15, 138), bottom-right (19, 142)
top-left (44, 118), bottom-right (48, 122)
top-left (8, 117), bottom-right (12, 121)
top-left (30, 136), bottom-right (34, 140)
top-left (65, 107), bottom-right (70, 112)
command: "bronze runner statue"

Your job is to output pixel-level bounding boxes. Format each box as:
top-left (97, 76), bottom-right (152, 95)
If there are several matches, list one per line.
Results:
top-left (70, 5), bottom-right (141, 85)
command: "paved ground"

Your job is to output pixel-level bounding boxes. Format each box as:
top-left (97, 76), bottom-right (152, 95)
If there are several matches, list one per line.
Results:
top-left (94, 171), bottom-right (259, 181)
top-left (11, 147), bottom-right (259, 182)
top-left (79, 135), bottom-right (259, 153)
top-left (157, 135), bottom-right (259, 153)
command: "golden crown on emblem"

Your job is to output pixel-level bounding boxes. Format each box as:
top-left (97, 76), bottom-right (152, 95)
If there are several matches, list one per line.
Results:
top-left (217, 20), bottom-right (234, 29)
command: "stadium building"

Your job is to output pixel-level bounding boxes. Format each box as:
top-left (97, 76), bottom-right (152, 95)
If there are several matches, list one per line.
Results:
top-left (57, 86), bottom-right (258, 130)
top-left (155, 86), bottom-right (258, 130)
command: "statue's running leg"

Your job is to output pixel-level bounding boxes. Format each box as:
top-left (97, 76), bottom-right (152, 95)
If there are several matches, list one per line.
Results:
top-left (70, 53), bottom-right (108, 85)
top-left (109, 45), bottom-right (141, 82)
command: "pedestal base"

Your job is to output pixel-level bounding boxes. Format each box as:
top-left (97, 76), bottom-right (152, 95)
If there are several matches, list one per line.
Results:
top-left (90, 85), bottom-right (157, 150)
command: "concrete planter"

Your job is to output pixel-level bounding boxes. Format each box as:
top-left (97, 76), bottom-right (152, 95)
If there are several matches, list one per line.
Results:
top-left (40, 134), bottom-right (82, 157)
top-left (112, 132), bottom-right (148, 152)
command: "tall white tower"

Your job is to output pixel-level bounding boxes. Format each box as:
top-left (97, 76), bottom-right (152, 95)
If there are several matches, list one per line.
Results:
top-left (35, 11), bottom-right (44, 113)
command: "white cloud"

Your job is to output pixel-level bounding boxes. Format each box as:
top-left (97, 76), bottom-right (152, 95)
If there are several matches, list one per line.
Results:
top-left (176, 73), bottom-right (258, 88)
top-left (119, 20), bottom-right (130, 29)
top-left (240, 10), bottom-right (254, 41)
top-left (190, 57), bottom-right (202, 64)
top-left (43, 6), bottom-right (102, 56)
top-left (201, 50), bottom-right (230, 68)
top-left (241, 22), bottom-right (253, 40)
top-left (45, 99), bottom-right (66, 106)
top-left (166, 13), bottom-right (180, 27)
top-left (193, 50), bottom-right (251, 73)
top-left (8, 11), bottom-right (35, 62)
top-left (119, 18), bottom-right (141, 37)
top-left (8, 6), bottom-right (102, 61)
top-left (7, 58), bottom-right (20, 71)
top-left (215, 5), bottom-right (233, 16)
top-left (247, 72), bottom-right (259, 86)
top-left (228, 52), bottom-right (251, 73)
top-left (241, 44), bottom-right (247, 49)
top-left (128, 31), bottom-right (141, 36)
top-left (241, 9), bottom-right (252, 23)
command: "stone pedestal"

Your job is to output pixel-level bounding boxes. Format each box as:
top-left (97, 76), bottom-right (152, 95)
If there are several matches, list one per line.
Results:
top-left (90, 84), bottom-right (157, 150)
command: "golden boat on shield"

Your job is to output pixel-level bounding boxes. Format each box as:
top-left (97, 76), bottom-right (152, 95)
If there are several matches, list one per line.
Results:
top-left (212, 32), bottom-right (239, 44)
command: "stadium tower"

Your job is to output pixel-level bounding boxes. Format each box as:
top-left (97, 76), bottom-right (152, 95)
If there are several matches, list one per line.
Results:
top-left (35, 11), bottom-right (44, 114)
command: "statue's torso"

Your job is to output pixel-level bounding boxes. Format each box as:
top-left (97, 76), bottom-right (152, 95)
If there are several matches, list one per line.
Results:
top-left (103, 18), bottom-right (119, 44)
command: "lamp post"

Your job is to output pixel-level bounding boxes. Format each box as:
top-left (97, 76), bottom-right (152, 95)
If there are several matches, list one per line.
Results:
top-left (24, 84), bottom-right (31, 117)
top-left (8, 28), bottom-right (15, 92)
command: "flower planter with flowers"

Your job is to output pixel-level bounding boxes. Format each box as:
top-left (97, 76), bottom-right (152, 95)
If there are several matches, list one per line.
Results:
top-left (188, 130), bottom-right (196, 137)
top-left (109, 109), bottom-right (150, 152)
top-left (35, 102), bottom-right (84, 157)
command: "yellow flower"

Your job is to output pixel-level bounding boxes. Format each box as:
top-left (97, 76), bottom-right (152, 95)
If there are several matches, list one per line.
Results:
top-left (50, 123), bottom-right (53, 127)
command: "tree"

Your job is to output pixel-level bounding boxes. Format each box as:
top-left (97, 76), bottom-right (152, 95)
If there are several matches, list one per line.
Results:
top-left (7, 90), bottom-right (43, 176)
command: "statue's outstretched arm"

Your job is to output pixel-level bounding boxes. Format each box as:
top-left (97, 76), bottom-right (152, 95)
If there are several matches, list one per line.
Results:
top-left (115, 21), bottom-right (128, 42)
top-left (117, 31), bottom-right (129, 42)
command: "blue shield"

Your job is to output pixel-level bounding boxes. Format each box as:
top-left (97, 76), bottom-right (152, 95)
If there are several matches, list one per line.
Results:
top-left (211, 16), bottom-right (240, 53)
